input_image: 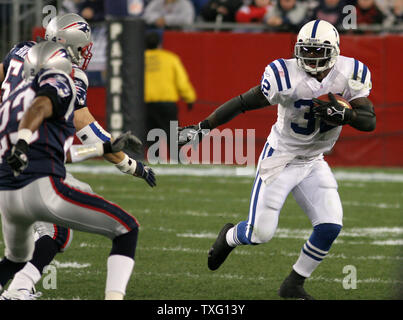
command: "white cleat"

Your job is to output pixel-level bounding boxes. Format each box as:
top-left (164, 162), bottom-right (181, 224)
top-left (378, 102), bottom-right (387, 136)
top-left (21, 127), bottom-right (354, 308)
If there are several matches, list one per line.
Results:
top-left (0, 288), bottom-right (42, 300)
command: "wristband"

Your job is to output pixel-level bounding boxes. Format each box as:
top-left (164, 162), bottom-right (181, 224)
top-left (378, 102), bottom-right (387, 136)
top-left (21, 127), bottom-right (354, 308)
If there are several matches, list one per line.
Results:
top-left (17, 128), bottom-right (33, 144)
top-left (115, 154), bottom-right (137, 175)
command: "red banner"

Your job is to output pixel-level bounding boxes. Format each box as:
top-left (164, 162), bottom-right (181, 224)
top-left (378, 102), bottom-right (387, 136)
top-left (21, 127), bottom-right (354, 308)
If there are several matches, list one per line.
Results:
top-left (87, 31), bottom-right (403, 166)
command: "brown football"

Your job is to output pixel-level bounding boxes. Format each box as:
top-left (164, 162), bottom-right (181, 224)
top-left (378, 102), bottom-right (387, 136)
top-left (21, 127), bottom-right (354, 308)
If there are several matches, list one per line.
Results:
top-left (314, 93), bottom-right (352, 109)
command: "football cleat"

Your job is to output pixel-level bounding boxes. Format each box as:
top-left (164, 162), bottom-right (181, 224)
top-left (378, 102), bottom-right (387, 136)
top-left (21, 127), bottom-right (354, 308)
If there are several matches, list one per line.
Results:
top-left (278, 270), bottom-right (315, 300)
top-left (208, 223), bottom-right (235, 271)
top-left (0, 288), bottom-right (42, 300)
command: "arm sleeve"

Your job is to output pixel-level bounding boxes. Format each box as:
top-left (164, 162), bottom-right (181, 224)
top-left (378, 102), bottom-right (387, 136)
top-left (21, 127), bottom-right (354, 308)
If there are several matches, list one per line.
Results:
top-left (206, 85), bottom-right (269, 129)
top-left (348, 98), bottom-right (376, 132)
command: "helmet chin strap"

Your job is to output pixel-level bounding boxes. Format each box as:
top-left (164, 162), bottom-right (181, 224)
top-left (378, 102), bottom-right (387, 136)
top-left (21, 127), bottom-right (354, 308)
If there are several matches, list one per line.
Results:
top-left (66, 46), bottom-right (80, 66)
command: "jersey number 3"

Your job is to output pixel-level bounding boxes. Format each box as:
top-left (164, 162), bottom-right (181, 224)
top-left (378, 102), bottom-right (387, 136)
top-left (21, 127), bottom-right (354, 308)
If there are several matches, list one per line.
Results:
top-left (291, 99), bottom-right (335, 135)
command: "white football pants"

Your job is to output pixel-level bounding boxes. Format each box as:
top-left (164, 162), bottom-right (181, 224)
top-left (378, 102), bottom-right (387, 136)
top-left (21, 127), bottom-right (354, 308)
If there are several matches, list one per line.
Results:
top-left (0, 175), bottom-right (139, 263)
top-left (241, 142), bottom-right (343, 245)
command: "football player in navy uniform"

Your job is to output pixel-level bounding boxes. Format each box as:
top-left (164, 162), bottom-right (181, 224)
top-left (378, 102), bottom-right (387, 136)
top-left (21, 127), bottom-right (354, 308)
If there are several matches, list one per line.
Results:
top-left (178, 20), bottom-right (376, 299)
top-left (0, 14), bottom-right (155, 298)
top-left (0, 41), bottom-right (144, 300)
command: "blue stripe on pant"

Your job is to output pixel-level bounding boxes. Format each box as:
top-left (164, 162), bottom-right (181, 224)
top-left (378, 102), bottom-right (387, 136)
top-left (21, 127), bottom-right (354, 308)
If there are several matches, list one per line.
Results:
top-left (52, 225), bottom-right (72, 251)
top-left (236, 144), bottom-right (274, 245)
top-left (50, 177), bottom-right (139, 232)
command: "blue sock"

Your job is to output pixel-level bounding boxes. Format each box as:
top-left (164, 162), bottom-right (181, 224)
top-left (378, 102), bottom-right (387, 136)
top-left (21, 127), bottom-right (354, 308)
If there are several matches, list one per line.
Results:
top-left (293, 223), bottom-right (342, 277)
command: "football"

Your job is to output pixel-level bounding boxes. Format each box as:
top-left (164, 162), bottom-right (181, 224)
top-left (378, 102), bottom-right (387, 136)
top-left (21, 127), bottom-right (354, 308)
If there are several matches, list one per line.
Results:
top-left (314, 93), bottom-right (352, 109)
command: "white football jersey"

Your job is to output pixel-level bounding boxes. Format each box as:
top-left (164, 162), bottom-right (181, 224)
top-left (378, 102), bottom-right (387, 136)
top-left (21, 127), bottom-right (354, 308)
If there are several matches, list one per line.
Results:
top-left (260, 55), bottom-right (372, 157)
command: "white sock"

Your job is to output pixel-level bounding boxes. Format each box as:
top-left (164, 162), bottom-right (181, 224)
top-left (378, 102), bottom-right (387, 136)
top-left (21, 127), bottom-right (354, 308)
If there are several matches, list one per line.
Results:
top-left (225, 226), bottom-right (238, 247)
top-left (292, 250), bottom-right (322, 278)
top-left (105, 255), bottom-right (134, 300)
top-left (8, 262), bottom-right (41, 292)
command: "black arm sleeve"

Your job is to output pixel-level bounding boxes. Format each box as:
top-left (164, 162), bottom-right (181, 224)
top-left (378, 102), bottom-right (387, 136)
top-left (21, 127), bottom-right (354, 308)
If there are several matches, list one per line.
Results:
top-left (205, 85), bottom-right (270, 129)
top-left (348, 97), bottom-right (376, 132)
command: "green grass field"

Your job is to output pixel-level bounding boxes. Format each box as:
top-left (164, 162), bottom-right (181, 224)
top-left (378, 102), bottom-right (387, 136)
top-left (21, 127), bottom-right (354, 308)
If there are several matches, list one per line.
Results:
top-left (0, 164), bottom-right (402, 300)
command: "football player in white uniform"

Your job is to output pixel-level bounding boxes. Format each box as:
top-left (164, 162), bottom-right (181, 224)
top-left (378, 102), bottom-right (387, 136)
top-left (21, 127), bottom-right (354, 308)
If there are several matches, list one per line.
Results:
top-left (178, 20), bottom-right (376, 299)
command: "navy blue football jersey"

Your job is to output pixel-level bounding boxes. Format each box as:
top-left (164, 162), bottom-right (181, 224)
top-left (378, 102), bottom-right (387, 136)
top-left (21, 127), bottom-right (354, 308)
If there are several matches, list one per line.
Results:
top-left (1, 41), bottom-right (87, 110)
top-left (0, 69), bottom-right (76, 190)
top-left (1, 41), bottom-right (36, 101)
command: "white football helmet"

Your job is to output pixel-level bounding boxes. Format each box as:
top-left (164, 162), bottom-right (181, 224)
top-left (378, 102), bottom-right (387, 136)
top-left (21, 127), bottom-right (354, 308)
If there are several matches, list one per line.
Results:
top-left (45, 13), bottom-right (92, 70)
top-left (294, 20), bottom-right (340, 75)
top-left (23, 41), bottom-right (72, 81)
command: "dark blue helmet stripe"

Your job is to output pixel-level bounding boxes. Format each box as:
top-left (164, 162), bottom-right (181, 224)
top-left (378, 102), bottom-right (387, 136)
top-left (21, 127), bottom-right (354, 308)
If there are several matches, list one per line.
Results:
top-left (311, 20), bottom-right (321, 38)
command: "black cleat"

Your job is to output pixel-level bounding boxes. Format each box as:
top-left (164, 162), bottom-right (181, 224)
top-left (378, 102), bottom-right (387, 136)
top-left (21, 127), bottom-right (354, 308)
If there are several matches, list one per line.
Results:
top-left (278, 270), bottom-right (315, 300)
top-left (208, 223), bottom-right (235, 271)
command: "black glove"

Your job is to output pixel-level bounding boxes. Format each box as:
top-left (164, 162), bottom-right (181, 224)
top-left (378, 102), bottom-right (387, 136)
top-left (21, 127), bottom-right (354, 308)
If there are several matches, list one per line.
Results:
top-left (134, 161), bottom-right (156, 188)
top-left (7, 139), bottom-right (29, 176)
top-left (177, 120), bottom-right (210, 147)
top-left (103, 131), bottom-right (143, 154)
top-left (312, 93), bottom-right (352, 126)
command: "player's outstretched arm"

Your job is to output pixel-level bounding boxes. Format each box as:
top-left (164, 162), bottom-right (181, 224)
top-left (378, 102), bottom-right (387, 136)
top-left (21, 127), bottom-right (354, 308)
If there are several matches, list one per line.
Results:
top-left (348, 97), bottom-right (376, 132)
top-left (67, 131), bottom-right (142, 163)
top-left (73, 106), bottom-right (156, 187)
top-left (178, 85), bottom-right (270, 146)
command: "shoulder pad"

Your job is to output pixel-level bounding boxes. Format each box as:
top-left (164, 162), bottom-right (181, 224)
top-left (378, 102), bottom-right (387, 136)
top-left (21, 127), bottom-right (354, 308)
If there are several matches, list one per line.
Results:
top-left (348, 59), bottom-right (371, 91)
top-left (72, 66), bottom-right (89, 87)
top-left (266, 59), bottom-right (292, 92)
top-left (36, 69), bottom-right (74, 97)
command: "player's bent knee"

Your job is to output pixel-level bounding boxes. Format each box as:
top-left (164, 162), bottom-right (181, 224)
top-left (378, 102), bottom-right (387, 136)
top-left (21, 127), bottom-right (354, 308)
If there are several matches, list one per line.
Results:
top-left (236, 221), bottom-right (276, 245)
top-left (311, 223), bottom-right (342, 250)
top-left (57, 228), bottom-right (73, 252)
top-left (111, 226), bottom-right (139, 259)
top-left (250, 207), bottom-right (279, 244)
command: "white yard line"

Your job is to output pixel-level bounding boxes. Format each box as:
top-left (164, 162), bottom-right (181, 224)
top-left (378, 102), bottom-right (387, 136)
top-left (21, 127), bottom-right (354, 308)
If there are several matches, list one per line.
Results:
top-left (66, 164), bottom-right (403, 182)
top-left (133, 270), bottom-right (403, 285)
top-left (174, 227), bottom-right (403, 243)
top-left (143, 246), bottom-right (403, 260)
top-left (51, 260), bottom-right (91, 269)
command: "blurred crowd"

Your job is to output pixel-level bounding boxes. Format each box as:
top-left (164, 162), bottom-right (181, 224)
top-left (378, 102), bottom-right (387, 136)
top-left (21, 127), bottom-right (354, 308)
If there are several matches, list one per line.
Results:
top-left (58, 0), bottom-right (403, 33)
